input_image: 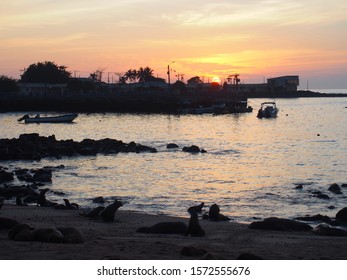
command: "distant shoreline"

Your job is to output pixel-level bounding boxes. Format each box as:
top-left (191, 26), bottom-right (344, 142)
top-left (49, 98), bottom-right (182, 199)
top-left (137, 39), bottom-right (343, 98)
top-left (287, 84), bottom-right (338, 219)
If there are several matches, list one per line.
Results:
top-left (0, 90), bottom-right (346, 113)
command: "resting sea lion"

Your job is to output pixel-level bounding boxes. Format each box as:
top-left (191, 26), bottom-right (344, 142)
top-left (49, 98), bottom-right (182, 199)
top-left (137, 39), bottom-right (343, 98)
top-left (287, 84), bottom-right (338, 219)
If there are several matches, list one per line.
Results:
top-left (56, 227), bottom-right (85, 243)
top-left (8, 224), bottom-right (34, 241)
top-left (186, 209), bottom-right (205, 237)
top-left (137, 221), bottom-right (187, 234)
top-left (100, 200), bottom-right (123, 222)
top-left (16, 194), bottom-right (28, 206)
top-left (32, 228), bottom-right (65, 243)
top-left (0, 217), bottom-right (19, 230)
top-left (80, 206), bottom-right (105, 218)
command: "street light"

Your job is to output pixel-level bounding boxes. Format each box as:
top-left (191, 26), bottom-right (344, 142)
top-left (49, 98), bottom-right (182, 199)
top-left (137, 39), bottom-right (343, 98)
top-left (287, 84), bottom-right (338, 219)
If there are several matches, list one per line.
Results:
top-left (167, 61), bottom-right (175, 85)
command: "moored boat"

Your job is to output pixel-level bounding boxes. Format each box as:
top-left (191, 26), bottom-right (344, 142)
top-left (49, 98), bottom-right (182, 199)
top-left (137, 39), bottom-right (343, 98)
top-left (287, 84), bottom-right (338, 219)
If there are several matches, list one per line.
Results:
top-left (257, 102), bottom-right (278, 118)
top-left (17, 113), bottom-right (78, 123)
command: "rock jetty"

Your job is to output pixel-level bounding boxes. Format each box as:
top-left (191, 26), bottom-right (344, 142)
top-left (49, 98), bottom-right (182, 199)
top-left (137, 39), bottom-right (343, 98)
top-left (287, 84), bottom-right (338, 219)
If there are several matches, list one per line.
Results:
top-left (0, 133), bottom-right (157, 161)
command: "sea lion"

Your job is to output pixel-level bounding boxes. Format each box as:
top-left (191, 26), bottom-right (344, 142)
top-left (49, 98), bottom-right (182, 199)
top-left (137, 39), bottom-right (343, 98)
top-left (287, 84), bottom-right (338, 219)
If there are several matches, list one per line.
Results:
top-left (188, 202), bottom-right (204, 213)
top-left (137, 221), bottom-right (187, 234)
top-left (56, 227), bottom-right (85, 243)
top-left (204, 203), bottom-right (231, 221)
top-left (37, 188), bottom-right (50, 206)
top-left (16, 194), bottom-right (28, 206)
top-left (99, 200), bottom-right (123, 222)
top-left (8, 224), bottom-right (34, 241)
top-left (80, 206), bottom-right (105, 218)
top-left (32, 228), bottom-right (65, 243)
top-left (63, 199), bottom-right (78, 210)
top-left (186, 209), bottom-right (205, 237)
top-left (0, 217), bottom-right (19, 230)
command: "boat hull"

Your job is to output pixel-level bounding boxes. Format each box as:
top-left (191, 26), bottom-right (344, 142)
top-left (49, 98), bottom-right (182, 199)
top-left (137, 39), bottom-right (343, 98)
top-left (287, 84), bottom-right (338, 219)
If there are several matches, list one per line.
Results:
top-left (21, 114), bottom-right (78, 123)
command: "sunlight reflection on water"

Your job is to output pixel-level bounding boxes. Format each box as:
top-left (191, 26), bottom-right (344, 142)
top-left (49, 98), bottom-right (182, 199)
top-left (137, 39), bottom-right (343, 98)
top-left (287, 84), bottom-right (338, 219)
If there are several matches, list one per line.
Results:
top-left (1, 98), bottom-right (347, 222)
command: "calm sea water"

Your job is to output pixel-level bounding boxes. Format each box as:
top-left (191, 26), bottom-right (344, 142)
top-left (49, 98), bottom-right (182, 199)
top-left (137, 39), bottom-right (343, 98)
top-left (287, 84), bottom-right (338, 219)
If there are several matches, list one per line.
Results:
top-left (1, 97), bottom-right (347, 223)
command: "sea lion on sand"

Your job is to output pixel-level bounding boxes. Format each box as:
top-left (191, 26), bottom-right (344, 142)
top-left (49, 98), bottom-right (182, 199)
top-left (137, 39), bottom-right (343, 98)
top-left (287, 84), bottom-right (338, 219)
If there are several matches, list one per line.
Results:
top-left (0, 217), bottom-right (19, 230)
top-left (16, 194), bottom-right (28, 206)
top-left (100, 200), bottom-right (123, 222)
top-left (32, 228), bottom-right (65, 243)
top-left (37, 188), bottom-right (56, 207)
top-left (188, 202), bottom-right (204, 213)
top-left (63, 199), bottom-right (78, 210)
top-left (137, 221), bottom-right (188, 234)
top-left (9, 224), bottom-right (85, 243)
top-left (80, 206), bottom-right (105, 218)
top-left (203, 203), bottom-right (231, 221)
top-left (186, 209), bottom-right (205, 237)
top-left (8, 224), bottom-right (34, 241)
top-left (56, 227), bottom-right (85, 243)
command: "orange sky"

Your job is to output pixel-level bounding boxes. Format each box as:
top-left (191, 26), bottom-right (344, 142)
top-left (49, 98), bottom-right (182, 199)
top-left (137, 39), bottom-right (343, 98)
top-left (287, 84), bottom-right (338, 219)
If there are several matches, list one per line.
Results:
top-left (1, 0), bottom-right (347, 88)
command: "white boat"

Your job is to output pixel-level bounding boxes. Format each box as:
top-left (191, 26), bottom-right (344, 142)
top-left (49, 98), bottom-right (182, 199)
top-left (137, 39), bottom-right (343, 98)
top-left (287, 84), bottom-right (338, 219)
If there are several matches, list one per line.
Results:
top-left (257, 102), bottom-right (278, 118)
top-left (18, 113), bottom-right (78, 123)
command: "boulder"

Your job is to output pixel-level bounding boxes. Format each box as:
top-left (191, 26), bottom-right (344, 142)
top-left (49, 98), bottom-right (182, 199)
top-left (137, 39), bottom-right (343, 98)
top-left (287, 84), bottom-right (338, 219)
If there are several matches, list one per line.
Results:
top-left (167, 143), bottom-right (179, 149)
top-left (335, 207), bottom-right (347, 223)
top-left (328, 183), bottom-right (342, 194)
top-left (182, 145), bottom-right (200, 153)
top-left (313, 224), bottom-right (347, 237)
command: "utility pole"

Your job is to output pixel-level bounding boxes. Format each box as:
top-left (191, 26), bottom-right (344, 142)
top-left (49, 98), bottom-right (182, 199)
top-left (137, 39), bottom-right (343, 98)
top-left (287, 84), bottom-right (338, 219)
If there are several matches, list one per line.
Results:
top-left (167, 61), bottom-right (175, 86)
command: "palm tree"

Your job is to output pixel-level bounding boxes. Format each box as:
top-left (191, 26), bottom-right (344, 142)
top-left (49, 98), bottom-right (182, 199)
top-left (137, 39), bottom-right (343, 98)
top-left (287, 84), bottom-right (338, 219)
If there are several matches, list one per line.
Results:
top-left (123, 69), bottom-right (137, 83)
top-left (136, 67), bottom-right (154, 83)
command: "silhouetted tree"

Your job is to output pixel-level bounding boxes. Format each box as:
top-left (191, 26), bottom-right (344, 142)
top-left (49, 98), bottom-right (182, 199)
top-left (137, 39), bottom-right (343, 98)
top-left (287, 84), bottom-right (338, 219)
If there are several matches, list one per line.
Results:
top-left (0, 75), bottom-right (19, 93)
top-left (20, 61), bottom-right (71, 84)
top-left (136, 67), bottom-right (154, 82)
top-left (172, 80), bottom-right (186, 91)
top-left (187, 76), bottom-right (203, 85)
top-left (123, 69), bottom-right (137, 83)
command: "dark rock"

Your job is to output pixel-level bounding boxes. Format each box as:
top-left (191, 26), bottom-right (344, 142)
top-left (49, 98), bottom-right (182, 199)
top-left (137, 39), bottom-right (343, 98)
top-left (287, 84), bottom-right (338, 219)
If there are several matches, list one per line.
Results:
top-left (328, 183), bottom-right (342, 194)
top-left (295, 214), bottom-right (332, 224)
top-left (0, 134), bottom-right (158, 161)
top-left (313, 224), bottom-right (347, 237)
top-left (0, 170), bottom-right (14, 183)
top-left (137, 222), bottom-right (187, 234)
top-left (249, 217), bottom-right (313, 231)
top-left (182, 145), bottom-right (200, 153)
top-left (336, 207), bottom-right (347, 223)
top-left (92, 196), bottom-right (105, 203)
top-left (341, 184), bottom-right (347, 188)
top-left (167, 143), bottom-right (179, 149)
top-left (315, 193), bottom-right (330, 200)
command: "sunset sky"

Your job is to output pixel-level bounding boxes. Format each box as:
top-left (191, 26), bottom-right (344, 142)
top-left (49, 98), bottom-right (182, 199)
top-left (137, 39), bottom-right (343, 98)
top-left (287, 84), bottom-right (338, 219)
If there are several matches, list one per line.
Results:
top-left (1, 0), bottom-right (347, 89)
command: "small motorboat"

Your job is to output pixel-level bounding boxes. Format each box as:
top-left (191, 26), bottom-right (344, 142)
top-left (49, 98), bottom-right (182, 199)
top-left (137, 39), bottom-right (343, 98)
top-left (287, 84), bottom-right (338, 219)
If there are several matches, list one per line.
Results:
top-left (18, 113), bottom-right (78, 123)
top-left (257, 102), bottom-right (278, 118)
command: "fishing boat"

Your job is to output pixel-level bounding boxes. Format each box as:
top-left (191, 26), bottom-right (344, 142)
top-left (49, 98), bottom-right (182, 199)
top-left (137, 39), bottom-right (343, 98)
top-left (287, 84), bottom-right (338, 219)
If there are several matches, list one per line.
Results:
top-left (257, 102), bottom-right (278, 118)
top-left (17, 113), bottom-right (78, 123)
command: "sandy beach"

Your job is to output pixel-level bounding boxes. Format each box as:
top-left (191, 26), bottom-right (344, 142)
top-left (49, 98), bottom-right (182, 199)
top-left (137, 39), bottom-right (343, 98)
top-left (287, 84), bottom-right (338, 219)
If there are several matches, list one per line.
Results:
top-left (1, 203), bottom-right (347, 260)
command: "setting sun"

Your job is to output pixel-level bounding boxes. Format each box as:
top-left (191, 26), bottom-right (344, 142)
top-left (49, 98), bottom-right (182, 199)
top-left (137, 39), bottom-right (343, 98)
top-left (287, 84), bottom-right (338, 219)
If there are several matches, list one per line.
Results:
top-left (212, 76), bottom-right (221, 83)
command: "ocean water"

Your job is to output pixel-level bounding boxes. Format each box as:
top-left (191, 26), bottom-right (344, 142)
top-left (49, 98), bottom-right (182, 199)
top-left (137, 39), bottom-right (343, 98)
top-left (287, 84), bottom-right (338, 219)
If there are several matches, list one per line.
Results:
top-left (1, 97), bottom-right (347, 223)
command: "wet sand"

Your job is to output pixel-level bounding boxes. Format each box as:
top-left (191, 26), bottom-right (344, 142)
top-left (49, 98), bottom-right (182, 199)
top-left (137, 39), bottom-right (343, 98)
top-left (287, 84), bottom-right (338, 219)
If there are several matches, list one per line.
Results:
top-left (1, 204), bottom-right (347, 260)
